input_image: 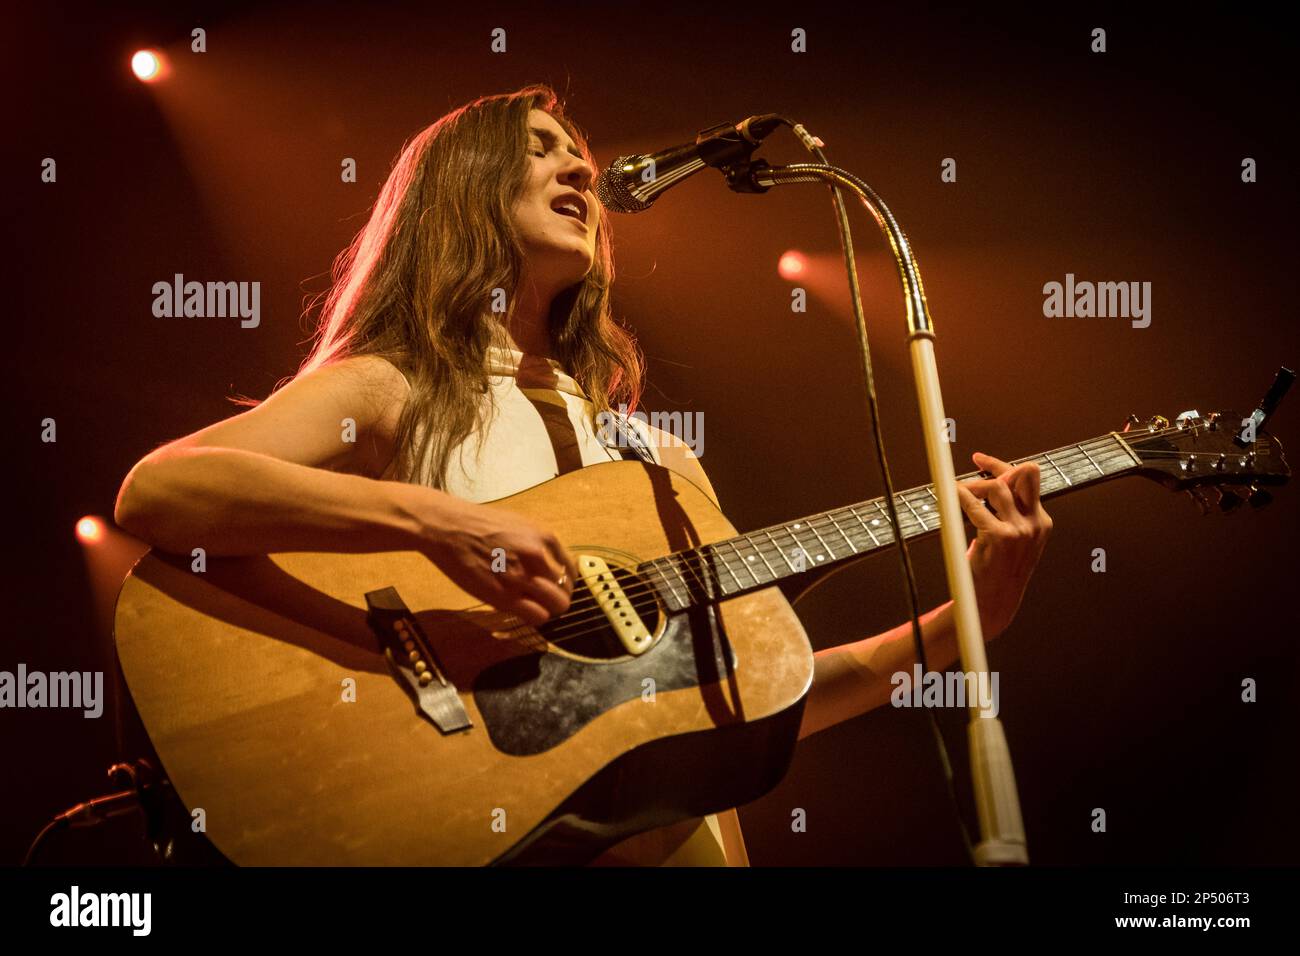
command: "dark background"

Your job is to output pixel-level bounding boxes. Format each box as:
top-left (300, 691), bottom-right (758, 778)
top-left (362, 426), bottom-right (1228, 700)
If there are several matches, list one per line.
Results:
top-left (7, 1), bottom-right (1298, 866)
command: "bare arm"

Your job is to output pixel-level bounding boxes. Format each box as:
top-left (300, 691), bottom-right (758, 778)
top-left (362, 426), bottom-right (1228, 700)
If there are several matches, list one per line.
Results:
top-left (114, 355), bottom-right (578, 624)
top-left (798, 602), bottom-right (959, 741)
top-left (114, 355), bottom-right (421, 556)
top-left (115, 445), bottom-right (426, 556)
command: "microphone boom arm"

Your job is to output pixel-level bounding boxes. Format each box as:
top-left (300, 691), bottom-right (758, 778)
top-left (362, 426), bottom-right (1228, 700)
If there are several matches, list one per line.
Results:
top-left (736, 159), bottom-right (1029, 866)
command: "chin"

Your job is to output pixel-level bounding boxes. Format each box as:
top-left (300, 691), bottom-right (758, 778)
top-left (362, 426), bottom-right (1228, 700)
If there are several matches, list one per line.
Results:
top-left (557, 247), bottom-right (595, 280)
top-left (524, 239), bottom-right (595, 287)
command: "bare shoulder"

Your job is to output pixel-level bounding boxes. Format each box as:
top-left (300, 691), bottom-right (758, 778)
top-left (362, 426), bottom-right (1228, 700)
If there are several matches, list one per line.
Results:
top-left (151, 352), bottom-right (412, 479)
top-left (317, 352), bottom-right (409, 398)
top-left (260, 352), bottom-right (411, 457)
top-left (322, 353), bottom-right (411, 432)
top-left (312, 354), bottom-right (411, 476)
top-left (643, 422), bottom-right (720, 509)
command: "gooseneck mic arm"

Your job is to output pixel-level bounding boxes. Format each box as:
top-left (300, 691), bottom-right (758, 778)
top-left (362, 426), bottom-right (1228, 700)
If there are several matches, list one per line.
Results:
top-left (737, 156), bottom-right (1029, 865)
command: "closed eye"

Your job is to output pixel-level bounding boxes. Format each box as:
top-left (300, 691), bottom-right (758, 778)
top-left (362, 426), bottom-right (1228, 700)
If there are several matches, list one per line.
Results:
top-left (529, 126), bottom-right (586, 163)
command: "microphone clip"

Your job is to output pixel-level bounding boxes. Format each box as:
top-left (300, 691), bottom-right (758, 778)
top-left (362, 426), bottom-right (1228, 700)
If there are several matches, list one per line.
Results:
top-left (720, 158), bottom-right (774, 195)
top-left (693, 114), bottom-right (785, 174)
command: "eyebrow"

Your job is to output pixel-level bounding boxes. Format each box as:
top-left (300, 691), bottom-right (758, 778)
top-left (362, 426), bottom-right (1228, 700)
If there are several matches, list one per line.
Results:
top-left (528, 126), bottom-right (586, 162)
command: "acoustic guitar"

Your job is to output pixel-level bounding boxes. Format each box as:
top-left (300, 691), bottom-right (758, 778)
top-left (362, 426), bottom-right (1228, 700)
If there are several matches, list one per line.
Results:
top-left (113, 407), bottom-right (1289, 865)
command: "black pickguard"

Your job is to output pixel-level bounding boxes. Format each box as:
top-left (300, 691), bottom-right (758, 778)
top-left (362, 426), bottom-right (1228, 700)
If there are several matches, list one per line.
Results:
top-left (473, 603), bottom-right (737, 756)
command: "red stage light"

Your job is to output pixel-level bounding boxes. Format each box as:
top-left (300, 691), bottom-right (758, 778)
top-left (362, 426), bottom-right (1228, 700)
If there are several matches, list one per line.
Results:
top-left (778, 250), bottom-right (807, 280)
top-left (131, 50), bottom-right (164, 82)
top-left (76, 516), bottom-right (104, 543)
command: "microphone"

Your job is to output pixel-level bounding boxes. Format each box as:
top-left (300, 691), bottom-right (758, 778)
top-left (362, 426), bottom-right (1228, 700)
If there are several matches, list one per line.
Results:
top-left (595, 114), bottom-right (786, 214)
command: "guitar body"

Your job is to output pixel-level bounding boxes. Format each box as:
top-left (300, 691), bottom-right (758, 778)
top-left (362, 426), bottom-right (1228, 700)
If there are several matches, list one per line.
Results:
top-left (114, 460), bottom-right (816, 866)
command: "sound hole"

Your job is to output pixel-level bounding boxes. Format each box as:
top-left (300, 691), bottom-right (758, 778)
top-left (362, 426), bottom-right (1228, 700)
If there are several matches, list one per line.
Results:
top-left (537, 565), bottom-right (661, 660)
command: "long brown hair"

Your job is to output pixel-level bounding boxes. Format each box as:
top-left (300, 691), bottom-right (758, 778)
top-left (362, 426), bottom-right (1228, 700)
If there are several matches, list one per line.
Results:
top-left (247, 84), bottom-right (643, 488)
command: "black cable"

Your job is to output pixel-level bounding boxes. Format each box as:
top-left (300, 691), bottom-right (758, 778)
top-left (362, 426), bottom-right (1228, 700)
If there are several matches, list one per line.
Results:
top-left (21, 817), bottom-right (69, 866)
top-left (765, 117), bottom-right (976, 863)
top-left (22, 762), bottom-right (159, 866)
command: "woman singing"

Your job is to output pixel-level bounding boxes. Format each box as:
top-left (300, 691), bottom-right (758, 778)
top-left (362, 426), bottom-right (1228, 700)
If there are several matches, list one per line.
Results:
top-left (114, 84), bottom-right (1052, 866)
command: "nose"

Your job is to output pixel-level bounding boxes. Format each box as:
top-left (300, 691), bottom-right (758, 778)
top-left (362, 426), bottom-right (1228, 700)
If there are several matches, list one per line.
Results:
top-left (558, 152), bottom-right (595, 194)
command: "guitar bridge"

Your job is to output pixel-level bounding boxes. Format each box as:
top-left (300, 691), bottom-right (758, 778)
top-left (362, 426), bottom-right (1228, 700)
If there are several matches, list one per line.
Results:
top-left (365, 586), bottom-right (472, 734)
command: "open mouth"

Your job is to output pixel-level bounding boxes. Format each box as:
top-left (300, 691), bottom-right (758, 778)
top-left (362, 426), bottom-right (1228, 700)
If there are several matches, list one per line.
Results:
top-left (550, 194), bottom-right (587, 225)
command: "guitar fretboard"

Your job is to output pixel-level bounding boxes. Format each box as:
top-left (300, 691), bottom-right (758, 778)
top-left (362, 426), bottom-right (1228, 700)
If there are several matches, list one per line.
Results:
top-left (641, 432), bottom-right (1141, 611)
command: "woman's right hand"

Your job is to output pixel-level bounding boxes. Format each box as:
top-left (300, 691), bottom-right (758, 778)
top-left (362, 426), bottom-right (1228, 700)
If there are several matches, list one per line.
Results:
top-left (405, 487), bottom-right (580, 627)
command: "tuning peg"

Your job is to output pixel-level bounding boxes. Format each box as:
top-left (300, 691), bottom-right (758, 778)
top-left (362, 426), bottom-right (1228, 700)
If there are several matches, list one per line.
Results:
top-left (1219, 487), bottom-right (1247, 513)
top-left (1185, 488), bottom-right (1213, 516)
top-left (1248, 484), bottom-right (1273, 509)
top-left (1122, 413), bottom-right (1141, 432)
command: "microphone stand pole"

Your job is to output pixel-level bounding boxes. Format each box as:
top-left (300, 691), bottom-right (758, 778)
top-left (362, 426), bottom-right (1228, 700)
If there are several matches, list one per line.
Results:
top-left (737, 159), bottom-right (1028, 865)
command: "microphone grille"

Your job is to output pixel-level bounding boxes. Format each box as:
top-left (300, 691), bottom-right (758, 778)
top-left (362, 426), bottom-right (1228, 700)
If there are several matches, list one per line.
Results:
top-left (595, 157), bottom-right (655, 214)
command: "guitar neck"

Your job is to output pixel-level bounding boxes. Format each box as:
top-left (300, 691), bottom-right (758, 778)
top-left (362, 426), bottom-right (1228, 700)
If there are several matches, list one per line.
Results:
top-left (643, 432), bottom-right (1142, 611)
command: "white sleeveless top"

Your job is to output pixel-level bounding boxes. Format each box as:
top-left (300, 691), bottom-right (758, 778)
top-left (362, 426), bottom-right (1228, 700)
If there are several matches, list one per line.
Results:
top-left (426, 345), bottom-right (656, 497)
top-left (391, 346), bottom-right (746, 867)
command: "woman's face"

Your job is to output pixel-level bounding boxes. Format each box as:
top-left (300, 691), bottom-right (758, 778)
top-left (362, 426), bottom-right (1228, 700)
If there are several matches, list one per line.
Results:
top-left (512, 109), bottom-right (600, 290)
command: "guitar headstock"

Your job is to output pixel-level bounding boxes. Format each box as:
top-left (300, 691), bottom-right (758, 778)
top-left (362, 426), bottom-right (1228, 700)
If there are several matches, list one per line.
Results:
top-left (1117, 410), bottom-right (1290, 513)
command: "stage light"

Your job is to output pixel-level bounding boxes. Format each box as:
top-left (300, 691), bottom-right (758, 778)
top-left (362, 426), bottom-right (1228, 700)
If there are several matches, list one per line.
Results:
top-left (131, 50), bottom-right (164, 82)
top-left (76, 516), bottom-right (104, 543)
top-left (778, 250), bottom-right (807, 280)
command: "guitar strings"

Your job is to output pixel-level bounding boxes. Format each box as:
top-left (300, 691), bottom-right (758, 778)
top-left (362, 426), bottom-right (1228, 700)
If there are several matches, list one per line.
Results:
top-left (476, 435), bottom-right (1163, 643)
top-left (466, 435), bottom-right (1169, 646)
top-left (505, 442), bottom-right (1105, 634)
top-left (575, 437), bottom-right (1137, 604)
top-left (530, 427), bottom-right (1255, 647)
top-left (518, 431), bottom-right (1210, 644)
top-left (459, 425), bottom-right (1235, 645)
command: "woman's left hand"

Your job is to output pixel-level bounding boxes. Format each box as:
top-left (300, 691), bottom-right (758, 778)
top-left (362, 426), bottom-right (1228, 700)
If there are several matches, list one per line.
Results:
top-left (954, 451), bottom-right (1054, 639)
